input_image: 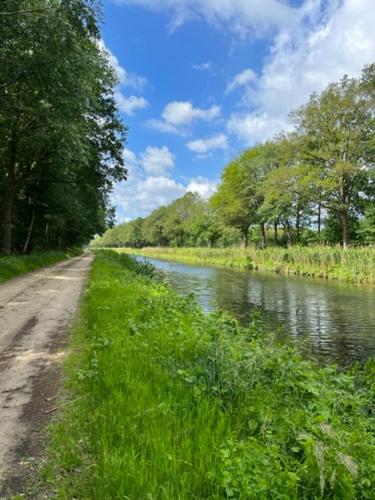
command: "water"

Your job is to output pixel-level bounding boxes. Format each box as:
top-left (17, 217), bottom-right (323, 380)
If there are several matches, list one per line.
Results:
top-left (137, 256), bottom-right (375, 366)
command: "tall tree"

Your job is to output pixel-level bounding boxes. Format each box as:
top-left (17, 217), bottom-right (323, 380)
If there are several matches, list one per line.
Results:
top-left (291, 75), bottom-right (374, 247)
top-left (211, 159), bottom-right (252, 247)
top-left (0, 0), bottom-right (126, 254)
top-left (211, 143), bottom-right (278, 247)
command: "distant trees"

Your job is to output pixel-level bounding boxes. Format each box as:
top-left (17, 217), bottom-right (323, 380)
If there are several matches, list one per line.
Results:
top-left (92, 193), bottom-right (236, 248)
top-left (0, 0), bottom-right (126, 254)
top-left (94, 64), bottom-right (375, 250)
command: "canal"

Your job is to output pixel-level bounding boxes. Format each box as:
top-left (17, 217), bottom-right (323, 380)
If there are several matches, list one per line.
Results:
top-left (138, 256), bottom-right (375, 365)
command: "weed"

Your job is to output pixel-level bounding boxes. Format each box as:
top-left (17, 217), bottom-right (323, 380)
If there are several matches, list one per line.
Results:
top-left (0, 249), bottom-right (82, 283)
top-left (117, 246), bottom-right (375, 285)
top-left (42, 251), bottom-right (375, 498)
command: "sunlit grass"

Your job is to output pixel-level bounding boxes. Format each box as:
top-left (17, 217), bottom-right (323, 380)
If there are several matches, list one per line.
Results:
top-left (117, 246), bottom-right (375, 284)
top-left (42, 250), bottom-right (375, 498)
top-left (0, 249), bottom-right (82, 283)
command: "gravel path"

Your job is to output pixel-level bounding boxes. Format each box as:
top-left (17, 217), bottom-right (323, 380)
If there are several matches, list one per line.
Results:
top-left (0, 253), bottom-right (93, 493)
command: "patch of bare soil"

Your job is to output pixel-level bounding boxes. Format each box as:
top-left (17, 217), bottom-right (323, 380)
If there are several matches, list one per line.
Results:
top-left (0, 254), bottom-right (93, 497)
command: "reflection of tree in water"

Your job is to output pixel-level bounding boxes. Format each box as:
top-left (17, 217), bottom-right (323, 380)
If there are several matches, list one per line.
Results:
top-left (150, 257), bottom-right (375, 366)
top-left (210, 268), bottom-right (252, 323)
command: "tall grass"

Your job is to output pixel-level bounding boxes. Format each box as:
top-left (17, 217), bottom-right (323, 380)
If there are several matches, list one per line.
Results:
top-left (42, 250), bottom-right (375, 498)
top-left (0, 248), bottom-right (82, 283)
top-left (117, 246), bottom-right (375, 284)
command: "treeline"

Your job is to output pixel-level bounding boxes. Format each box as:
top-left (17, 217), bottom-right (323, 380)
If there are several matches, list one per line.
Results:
top-left (94, 65), bottom-right (375, 249)
top-left (92, 192), bottom-right (241, 248)
top-left (0, 0), bottom-right (126, 255)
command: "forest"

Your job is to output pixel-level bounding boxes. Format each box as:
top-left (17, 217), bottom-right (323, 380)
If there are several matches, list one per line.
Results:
top-left (94, 65), bottom-right (375, 250)
top-left (0, 0), bottom-right (126, 255)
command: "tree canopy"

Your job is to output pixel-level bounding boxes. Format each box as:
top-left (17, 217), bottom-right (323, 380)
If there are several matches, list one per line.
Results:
top-left (94, 64), bottom-right (375, 250)
top-left (0, 0), bottom-right (127, 254)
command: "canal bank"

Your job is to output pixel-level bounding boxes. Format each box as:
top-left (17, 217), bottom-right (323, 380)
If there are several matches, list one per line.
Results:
top-left (39, 251), bottom-right (375, 498)
top-left (116, 246), bottom-right (375, 285)
top-left (130, 254), bottom-right (375, 366)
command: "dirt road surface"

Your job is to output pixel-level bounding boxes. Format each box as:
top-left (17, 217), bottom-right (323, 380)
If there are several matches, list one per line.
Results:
top-left (0, 253), bottom-right (93, 494)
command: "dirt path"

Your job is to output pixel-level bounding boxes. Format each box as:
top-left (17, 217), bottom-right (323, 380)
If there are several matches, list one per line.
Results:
top-left (0, 253), bottom-right (93, 494)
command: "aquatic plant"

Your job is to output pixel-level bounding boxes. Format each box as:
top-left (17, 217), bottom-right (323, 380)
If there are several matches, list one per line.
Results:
top-left (117, 245), bottom-right (375, 285)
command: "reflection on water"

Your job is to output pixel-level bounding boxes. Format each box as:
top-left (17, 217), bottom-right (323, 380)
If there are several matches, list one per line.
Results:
top-left (137, 256), bottom-right (375, 365)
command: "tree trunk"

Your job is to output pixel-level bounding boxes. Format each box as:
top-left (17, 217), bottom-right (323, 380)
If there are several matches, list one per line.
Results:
top-left (274, 222), bottom-right (278, 245)
top-left (240, 227), bottom-right (249, 248)
top-left (283, 220), bottom-right (293, 247)
top-left (317, 202), bottom-right (321, 236)
top-left (23, 212), bottom-right (36, 254)
top-left (1, 181), bottom-right (16, 255)
top-left (260, 223), bottom-right (266, 248)
top-left (2, 130), bottom-right (18, 256)
top-left (340, 210), bottom-right (349, 249)
top-left (296, 209), bottom-right (301, 238)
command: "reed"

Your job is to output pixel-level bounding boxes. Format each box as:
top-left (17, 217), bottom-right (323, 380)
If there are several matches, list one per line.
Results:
top-left (117, 245), bottom-right (375, 284)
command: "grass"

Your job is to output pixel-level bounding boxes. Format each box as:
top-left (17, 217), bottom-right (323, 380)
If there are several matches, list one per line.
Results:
top-left (116, 246), bottom-right (375, 285)
top-left (41, 250), bottom-right (375, 498)
top-left (0, 249), bottom-right (82, 284)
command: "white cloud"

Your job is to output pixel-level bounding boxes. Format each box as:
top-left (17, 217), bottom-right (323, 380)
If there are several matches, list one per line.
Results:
top-left (253, 0), bottom-right (375, 120)
top-left (162, 101), bottom-right (220, 125)
top-left (99, 40), bottom-right (149, 116)
top-left (186, 177), bottom-right (217, 199)
top-left (186, 134), bottom-right (228, 154)
top-left (114, 176), bottom-right (186, 220)
top-left (227, 113), bottom-right (289, 145)
top-left (113, 147), bottom-right (182, 219)
top-left (115, 0), bottom-right (298, 36)
top-left (108, 50), bottom-right (147, 89)
top-left (99, 40), bottom-right (148, 90)
top-left (149, 101), bottom-right (221, 134)
top-left (123, 147), bottom-right (137, 165)
top-left (226, 68), bottom-right (257, 93)
top-left (140, 146), bottom-right (175, 175)
top-left (113, 147), bottom-right (217, 220)
top-left (147, 118), bottom-right (184, 136)
top-left (193, 61), bottom-right (213, 71)
top-left (227, 0), bottom-right (375, 145)
top-left (115, 93), bottom-right (149, 115)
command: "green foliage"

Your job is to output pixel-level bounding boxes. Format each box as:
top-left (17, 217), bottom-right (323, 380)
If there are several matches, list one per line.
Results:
top-left (0, 248), bottom-right (82, 283)
top-left (211, 156), bottom-right (255, 245)
top-left (0, 0), bottom-right (126, 254)
top-left (92, 192), bottom-right (236, 249)
top-left (358, 205), bottom-right (375, 243)
top-left (119, 245), bottom-right (375, 284)
top-left (42, 251), bottom-right (375, 498)
top-left (95, 64), bottom-right (375, 251)
top-left (290, 73), bottom-right (374, 247)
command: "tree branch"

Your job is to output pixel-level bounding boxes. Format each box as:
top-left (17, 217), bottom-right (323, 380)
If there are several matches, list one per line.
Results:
top-left (0, 8), bottom-right (50, 16)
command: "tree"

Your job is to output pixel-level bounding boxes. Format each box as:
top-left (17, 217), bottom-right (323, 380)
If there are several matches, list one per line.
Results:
top-left (185, 203), bottom-right (222, 247)
top-left (261, 138), bottom-right (315, 246)
top-left (291, 74), bottom-right (374, 247)
top-left (163, 192), bottom-right (204, 247)
top-left (211, 158), bottom-right (254, 247)
top-left (211, 143), bottom-right (279, 247)
top-left (142, 206), bottom-right (169, 246)
top-left (0, 0), bottom-right (126, 253)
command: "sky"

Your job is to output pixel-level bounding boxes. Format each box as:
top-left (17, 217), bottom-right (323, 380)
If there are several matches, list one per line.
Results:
top-left (101, 0), bottom-right (375, 222)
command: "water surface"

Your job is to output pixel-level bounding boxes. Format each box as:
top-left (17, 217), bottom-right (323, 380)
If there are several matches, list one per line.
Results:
top-left (137, 256), bottom-right (375, 365)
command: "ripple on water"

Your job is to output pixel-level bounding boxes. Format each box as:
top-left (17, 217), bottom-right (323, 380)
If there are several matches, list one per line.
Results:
top-left (137, 256), bottom-right (375, 366)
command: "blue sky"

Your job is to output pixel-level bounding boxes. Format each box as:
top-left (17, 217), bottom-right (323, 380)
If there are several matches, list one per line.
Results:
top-left (100, 0), bottom-right (375, 222)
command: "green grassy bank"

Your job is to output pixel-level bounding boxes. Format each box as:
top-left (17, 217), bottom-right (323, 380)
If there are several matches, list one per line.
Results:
top-left (0, 249), bottom-right (82, 284)
top-left (117, 246), bottom-right (375, 285)
top-left (41, 250), bottom-right (375, 498)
